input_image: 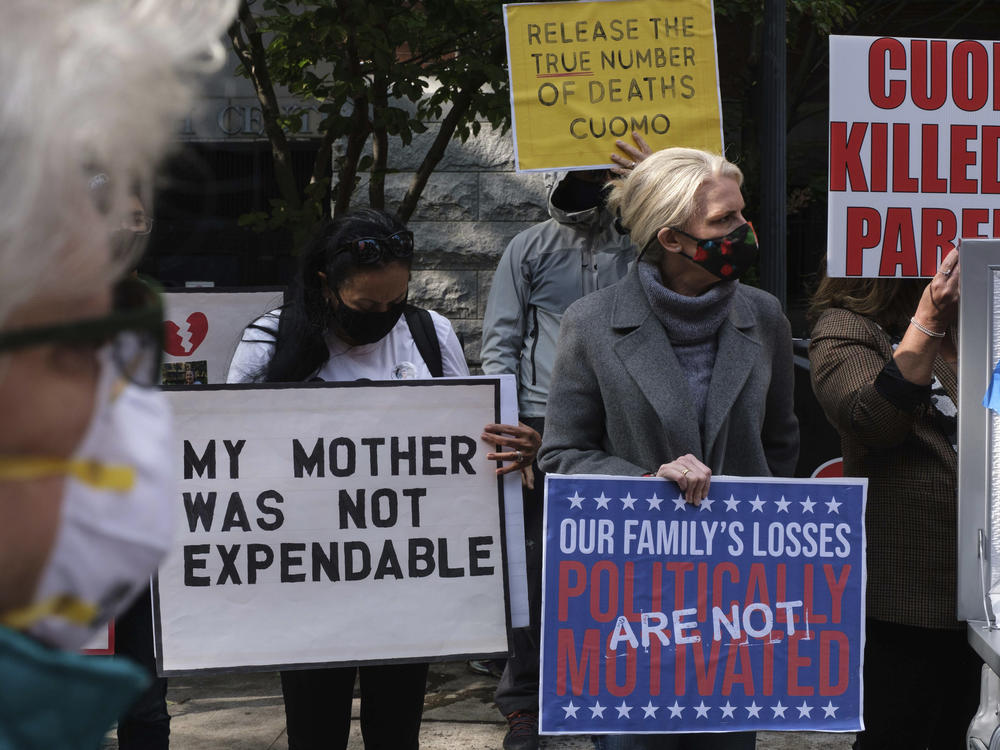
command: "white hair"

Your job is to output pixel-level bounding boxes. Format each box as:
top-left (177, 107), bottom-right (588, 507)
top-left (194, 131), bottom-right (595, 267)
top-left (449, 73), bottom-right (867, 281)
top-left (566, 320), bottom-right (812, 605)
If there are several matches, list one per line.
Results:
top-left (0, 0), bottom-right (237, 326)
top-left (606, 148), bottom-right (743, 263)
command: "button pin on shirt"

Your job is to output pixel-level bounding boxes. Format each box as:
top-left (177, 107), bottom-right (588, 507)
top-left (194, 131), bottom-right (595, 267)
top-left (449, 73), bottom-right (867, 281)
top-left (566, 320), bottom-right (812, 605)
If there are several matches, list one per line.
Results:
top-left (393, 361), bottom-right (418, 380)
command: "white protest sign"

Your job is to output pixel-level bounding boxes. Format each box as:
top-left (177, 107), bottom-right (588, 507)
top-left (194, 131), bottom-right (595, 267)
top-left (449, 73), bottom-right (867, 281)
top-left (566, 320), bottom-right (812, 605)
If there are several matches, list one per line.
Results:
top-left (827, 35), bottom-right (1000, 278)
top-left (162, 289), bottom-right (282, 384)
top-left (154, 380), bottom-right (511, 674)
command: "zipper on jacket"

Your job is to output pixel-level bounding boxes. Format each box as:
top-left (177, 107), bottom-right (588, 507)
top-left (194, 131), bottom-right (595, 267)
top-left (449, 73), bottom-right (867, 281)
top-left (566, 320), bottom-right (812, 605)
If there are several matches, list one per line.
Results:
top-left (529, 305), bottom-right (540, 386)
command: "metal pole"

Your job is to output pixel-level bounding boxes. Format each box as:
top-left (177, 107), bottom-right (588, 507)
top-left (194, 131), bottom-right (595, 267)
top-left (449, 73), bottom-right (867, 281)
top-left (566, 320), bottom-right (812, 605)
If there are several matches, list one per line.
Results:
top-left (759, 0), bottom-right (787, 309)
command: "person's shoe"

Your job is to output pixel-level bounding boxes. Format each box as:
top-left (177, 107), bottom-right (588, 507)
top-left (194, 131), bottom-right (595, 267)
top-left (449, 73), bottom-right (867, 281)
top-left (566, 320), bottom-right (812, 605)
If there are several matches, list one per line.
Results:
top-left (467, 658), bottom-right (505, 678)
top-left (503, 710), bottom-right (539, 750)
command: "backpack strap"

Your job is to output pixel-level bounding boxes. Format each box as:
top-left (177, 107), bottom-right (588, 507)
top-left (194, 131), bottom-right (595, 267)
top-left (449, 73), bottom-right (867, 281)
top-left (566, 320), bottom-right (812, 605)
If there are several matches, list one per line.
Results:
top-left (404, 305), bottom-right (443, 378)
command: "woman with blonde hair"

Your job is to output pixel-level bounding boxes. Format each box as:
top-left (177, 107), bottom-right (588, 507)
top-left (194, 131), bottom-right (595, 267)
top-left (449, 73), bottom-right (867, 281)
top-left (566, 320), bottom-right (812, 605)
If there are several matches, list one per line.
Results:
top-left (539, 148), bottom-right (798, 749)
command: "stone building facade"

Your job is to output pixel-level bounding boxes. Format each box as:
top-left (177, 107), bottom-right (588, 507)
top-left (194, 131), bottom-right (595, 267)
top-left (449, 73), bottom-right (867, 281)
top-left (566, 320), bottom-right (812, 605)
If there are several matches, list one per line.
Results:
top-left (178, 68), bottom-right (553, 372)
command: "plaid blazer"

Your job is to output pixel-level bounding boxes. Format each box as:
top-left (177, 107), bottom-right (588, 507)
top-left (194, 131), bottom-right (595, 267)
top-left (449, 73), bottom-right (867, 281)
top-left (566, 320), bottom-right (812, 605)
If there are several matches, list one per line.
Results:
top-left (809, 307), bottom-right (961, 630)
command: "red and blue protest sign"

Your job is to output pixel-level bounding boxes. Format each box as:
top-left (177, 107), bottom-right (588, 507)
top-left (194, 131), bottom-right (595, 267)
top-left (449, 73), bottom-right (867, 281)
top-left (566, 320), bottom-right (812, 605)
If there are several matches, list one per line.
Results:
top-left (539, 474), bottom-right (867, 736)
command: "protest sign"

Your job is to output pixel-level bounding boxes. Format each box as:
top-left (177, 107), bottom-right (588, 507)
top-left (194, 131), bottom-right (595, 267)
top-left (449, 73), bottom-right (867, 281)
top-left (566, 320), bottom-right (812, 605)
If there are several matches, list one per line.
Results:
top-left (540, 474), bottom-right (866, 735)
top-left (81, 621), bottom-right (115, 656)
top-left (828, 35), bottom-right (1000, 277)
top-left (154, 380), bottom-right (512, 674)
top-left (161, 289), bottom-right (282, 384)
top-left (503, 0), bottom-right (723, 171)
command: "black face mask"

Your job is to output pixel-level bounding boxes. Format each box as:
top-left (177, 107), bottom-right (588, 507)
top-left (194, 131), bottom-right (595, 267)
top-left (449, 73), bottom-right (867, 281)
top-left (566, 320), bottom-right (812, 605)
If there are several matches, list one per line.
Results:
top-left (554, 172), bottom-right (611, 212)
top-left (331, 289), bottom-right (406, 345)
top-left (671, 222), bottom-right (759, 281)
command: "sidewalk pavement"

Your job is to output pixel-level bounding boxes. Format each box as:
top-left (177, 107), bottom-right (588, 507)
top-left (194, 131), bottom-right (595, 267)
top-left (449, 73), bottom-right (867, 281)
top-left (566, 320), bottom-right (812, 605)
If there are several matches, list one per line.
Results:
top-left (102, 661), bottom-right (854, 750)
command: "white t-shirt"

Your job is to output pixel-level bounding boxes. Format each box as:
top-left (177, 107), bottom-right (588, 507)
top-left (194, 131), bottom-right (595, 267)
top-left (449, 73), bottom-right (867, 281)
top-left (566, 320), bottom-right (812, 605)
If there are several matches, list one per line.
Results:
top-left (226, 308), bottom-right (470, 384)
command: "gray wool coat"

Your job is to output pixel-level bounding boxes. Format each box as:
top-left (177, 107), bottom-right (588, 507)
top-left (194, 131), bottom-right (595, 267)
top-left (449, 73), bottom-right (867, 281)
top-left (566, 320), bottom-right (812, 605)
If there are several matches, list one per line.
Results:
top-left (538, 265), bottom-right (799, 479)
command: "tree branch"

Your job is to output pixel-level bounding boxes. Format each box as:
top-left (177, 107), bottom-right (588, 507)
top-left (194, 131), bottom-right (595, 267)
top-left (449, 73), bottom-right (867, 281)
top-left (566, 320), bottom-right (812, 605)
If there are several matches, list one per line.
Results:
top-left (396, 78), bottom-right (482, 222)
top-left (369, 74), bottom-right (389, 211)
top-left (229, 0), bottom-right (301, 210)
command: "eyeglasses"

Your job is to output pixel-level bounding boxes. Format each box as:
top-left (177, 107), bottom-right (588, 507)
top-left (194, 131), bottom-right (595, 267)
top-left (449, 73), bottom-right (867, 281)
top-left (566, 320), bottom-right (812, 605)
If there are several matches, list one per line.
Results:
top-left (335, 230), bottom-right (415, 264)
top-left (0, 277), bottom-right (164, 387)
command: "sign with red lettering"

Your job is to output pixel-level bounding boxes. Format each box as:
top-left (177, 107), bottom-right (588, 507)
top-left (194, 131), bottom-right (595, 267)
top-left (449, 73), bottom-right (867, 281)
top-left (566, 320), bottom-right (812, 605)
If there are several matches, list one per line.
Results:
top-left (828, 35), bottom-right (1000, 277)
top-left (539, 474), bottom-right (866, 735)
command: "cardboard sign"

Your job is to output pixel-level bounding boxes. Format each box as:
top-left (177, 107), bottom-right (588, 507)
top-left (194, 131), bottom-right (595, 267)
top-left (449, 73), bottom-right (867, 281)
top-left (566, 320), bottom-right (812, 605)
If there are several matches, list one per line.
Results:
top-left (154, 380), bottom-right (512, 674)
top-left (828, 35), bottom-right (1000, 277)
top-left (80, 620), bottom-right (115, 656)
top-left (503, 0), bottom-right (723, 171)
top-left (539, 474), bottom-right (866, 735)
top-left (161, 289), bottom-right (282, 384)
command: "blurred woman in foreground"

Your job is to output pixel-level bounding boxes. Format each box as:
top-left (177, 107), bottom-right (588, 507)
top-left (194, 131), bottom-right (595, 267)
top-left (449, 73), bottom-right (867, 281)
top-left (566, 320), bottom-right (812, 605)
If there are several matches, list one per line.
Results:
top-left (0, 1), bottom-right (235, 746)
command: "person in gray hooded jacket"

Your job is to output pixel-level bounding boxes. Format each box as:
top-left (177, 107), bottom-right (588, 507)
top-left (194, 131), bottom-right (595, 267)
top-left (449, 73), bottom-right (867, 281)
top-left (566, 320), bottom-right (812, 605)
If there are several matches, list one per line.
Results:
top-left (480, 135), bottom-right (648, 750)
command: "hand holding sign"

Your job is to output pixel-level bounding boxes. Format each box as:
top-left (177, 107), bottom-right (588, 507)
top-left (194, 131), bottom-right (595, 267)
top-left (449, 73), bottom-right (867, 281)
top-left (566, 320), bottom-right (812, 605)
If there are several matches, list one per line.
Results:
top-left (654, 453), bottom-right (711, 506)
top-left (482, 421), bottom-right (542, 484)
top-left (609, 131), bottom-right (654, 176)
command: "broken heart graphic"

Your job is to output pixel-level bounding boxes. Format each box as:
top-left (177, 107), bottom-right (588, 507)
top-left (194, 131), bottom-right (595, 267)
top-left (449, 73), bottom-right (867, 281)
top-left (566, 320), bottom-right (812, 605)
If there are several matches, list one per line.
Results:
top-left (164, 312), bottom-right (209, 356)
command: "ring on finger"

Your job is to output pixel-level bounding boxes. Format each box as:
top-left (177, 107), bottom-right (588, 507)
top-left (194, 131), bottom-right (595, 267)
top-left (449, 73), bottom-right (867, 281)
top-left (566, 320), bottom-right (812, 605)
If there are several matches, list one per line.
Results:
top-left (938, 267), bottom-right (953, 277)
top-left (515, 450), bottom-right (524, 463)
top-left (681, 467), bottom-right (690, 477)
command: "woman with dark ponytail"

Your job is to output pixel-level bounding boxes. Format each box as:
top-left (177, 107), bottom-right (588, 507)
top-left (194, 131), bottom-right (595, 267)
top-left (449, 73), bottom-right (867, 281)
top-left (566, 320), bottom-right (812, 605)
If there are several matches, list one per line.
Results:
top-left (227, 208), bottom-right (540, 750)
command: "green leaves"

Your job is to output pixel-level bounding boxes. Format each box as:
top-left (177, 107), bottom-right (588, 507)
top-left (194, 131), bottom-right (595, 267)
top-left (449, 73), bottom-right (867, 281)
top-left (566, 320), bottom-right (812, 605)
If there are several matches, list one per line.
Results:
top-left (230, 0), bottom-right (513, 225)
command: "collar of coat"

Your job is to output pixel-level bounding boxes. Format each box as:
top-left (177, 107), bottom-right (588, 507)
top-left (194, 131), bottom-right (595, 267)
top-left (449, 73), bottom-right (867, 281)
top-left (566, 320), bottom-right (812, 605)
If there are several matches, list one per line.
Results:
top-left (611, 263), bottom-right (759, 334)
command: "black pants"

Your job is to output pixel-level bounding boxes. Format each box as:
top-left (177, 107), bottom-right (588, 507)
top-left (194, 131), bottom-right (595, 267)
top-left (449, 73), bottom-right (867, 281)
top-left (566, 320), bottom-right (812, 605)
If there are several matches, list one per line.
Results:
top-left (280, 662), bottom-right (428, 750)
top-left (115, 587), bottom-right (170, 750)
top-left (854, 618), bottom-right (981, 750)
top-left (495, 416), bottom-right (544, 717)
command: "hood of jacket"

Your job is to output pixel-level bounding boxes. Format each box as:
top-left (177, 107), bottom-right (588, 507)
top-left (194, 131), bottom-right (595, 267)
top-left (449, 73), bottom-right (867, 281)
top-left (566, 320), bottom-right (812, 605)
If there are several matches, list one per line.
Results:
top-left (546, 170), bottom-right (615, 230)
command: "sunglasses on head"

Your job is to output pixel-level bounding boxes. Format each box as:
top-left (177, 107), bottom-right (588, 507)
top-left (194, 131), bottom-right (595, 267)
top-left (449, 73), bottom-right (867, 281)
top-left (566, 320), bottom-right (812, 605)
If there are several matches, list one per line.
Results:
top-left (335, 230), bottom-right (415, 264)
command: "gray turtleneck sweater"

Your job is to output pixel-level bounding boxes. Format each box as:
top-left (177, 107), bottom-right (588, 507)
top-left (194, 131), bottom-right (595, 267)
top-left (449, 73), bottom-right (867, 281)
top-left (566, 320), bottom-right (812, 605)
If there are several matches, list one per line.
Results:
top-left (637, 262), bottom-right (737, 436)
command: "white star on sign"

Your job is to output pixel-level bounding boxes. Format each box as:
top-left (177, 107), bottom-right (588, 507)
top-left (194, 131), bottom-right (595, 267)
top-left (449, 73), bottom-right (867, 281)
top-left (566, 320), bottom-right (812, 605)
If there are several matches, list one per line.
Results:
top-left (771, 701), bottom-right (787, 718)
top-left (672, 494), bottom-right (688, 511)
top-left (796, 701), bottom-right (813, 718)
top-left (667, 701), bottom-right (685, 718)
top-left (620, 493), bottom-right (638, 510)
top-left (562, 701), bottom-right (579, 719)
top-left (800, 496), bottom-right (816, 513)
top-left (745, 701), bottom-right (762, 719)
top-left (750, 495), bottom-right (766, 512)
top-left (699, 497), bottom-right (715, 512)
top-left (641, 701), bottom-right (659, 718)
top-left (720, 701), bottom-right (736, 719)
top-left (775, 495), bottom-right (791, 512)
top-left (646, 493), bottom-right (664, 510)
top-left (694, 701), bottom-right (711, 718)
top-left (590, 701), bottom-right (606, 718)
top-left (822, 701), bottom-right (838, 718)
top-left (825, 496), bottom-right (842, 514)
top-left (724, 494), bottom-right (741, 512)
top-left (615, 700), bottom-right (632, 718)
top-left (568, 492), bottom-right (585, 509)
top-left (594, 493), bottom-right (612, 509)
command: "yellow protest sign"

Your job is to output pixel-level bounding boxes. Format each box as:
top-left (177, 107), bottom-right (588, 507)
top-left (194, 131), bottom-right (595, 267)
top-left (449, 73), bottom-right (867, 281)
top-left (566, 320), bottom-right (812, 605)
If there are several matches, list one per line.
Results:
top-left (503, 0), bottom-right (723, 171)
